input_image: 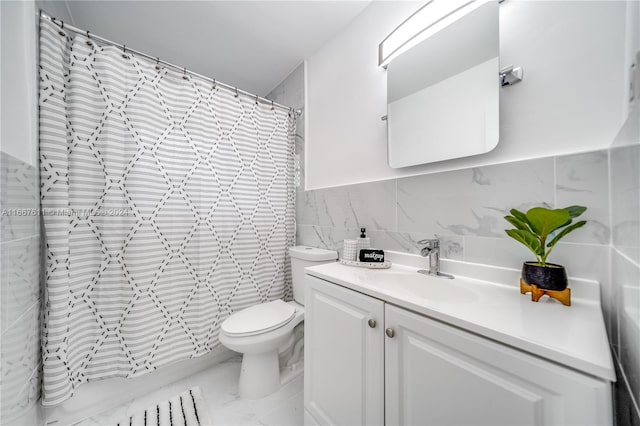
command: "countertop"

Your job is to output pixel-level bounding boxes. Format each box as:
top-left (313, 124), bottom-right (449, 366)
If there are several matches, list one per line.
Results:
top-left (305, 252), bottom-right (615, 382)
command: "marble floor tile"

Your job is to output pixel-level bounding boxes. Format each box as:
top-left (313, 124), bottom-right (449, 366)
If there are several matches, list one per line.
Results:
top-left (75, 357), bottom-right (303, 426)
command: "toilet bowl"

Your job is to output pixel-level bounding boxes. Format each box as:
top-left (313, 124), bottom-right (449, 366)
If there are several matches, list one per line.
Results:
top-left (219, 246), bottom-right (337, 399)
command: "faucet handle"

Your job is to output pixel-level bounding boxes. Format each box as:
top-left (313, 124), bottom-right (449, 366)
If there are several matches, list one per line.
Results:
top-left (418, 238), bottom-right (439, 248)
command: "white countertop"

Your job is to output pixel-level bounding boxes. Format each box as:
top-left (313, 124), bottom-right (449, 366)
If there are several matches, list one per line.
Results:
top-left (305, 251), bottom-right (615, 382)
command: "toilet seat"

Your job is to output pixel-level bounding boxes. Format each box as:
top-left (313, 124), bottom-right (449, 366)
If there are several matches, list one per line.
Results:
top-left (221, 300), bottom-right (296, 337)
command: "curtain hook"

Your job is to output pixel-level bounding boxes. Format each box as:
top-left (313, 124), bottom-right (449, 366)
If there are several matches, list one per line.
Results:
top-left (234, 87), bottom-right (239, 98)
top-left (155, 57), bottom-right (161, 71)
top-left (271, 100), bottom-right (275, 110)
top-left (212, 79), bottom-right (216, 89)
top-left (182, 67), bottom-right (188, 80)
top-left (255, 94), bottom-right (259, 105)
top-left (86, 30), bottom-right (93, 47)
top-left (122, 44), bottom-right (129, 59)
top-left (58, 20), bottom-right (66, 37)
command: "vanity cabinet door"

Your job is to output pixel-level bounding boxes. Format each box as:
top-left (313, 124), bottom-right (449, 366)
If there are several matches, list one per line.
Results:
top-left (304, 276), bottom-right (384, 426)
top-left (384, 304), bottom-right (612, 426)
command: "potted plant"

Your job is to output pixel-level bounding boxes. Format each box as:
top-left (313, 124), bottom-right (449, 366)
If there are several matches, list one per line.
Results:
top-left (504, 205), bottom-right (587, 291)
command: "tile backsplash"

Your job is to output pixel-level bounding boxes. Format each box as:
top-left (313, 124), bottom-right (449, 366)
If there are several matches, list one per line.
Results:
top-left (296, 152), bottom-right (611, 287)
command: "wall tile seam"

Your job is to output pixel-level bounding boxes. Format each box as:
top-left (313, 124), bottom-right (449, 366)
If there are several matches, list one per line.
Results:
top-left (605, 149), bottom-right (613, 248)
top-left (298, 226), bottom-right (611, 249)
top-left (548, 241), bottom-right (611, 248)
top-left (458, 235), bottom-right (610, 249)
top-left (15, 360), bottom-right (43, 396)
top-left (0, 298), bottom-right (41, 339)
top-left (306, 148), bottom-right (611, 192)
top-left (7, 404), bottom-right (44, 426)
top-left (553, 156), bottom-right (558, 209)
top-left (295, 223), bottom-right (397, 233)
top-left (606, 149), bottom-right (614, 344)
top-left (0, 232), bottom-right (41, 245)
top-left (612, 245), bottom-right (640, 270)
top-left (394, 179), bottom-right (398, 233)
top-left (4, 370), bottom-right (44, 425)
top-left (612, 350), bottom-right (640, 417)
top-left (1, 363), bottom-right (43, 419)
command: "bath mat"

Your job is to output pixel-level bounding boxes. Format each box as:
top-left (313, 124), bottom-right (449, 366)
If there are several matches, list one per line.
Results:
top-left (116, 387), bottom-right (212, 426)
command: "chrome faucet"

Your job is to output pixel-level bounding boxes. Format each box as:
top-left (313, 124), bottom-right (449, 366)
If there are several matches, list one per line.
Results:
top-left (418, 238), bottom-right (454, 279)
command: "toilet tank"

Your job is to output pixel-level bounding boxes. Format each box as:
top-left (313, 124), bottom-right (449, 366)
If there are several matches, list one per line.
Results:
top-left (289, 246), bottom-right (338, 305)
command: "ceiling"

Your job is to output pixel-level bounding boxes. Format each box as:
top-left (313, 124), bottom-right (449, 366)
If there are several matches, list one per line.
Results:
top-left (56, 1), bottom-right (371, 96)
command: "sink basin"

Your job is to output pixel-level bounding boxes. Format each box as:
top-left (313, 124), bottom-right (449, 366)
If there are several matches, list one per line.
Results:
top-left (361, 270), bottom-right (480, 304)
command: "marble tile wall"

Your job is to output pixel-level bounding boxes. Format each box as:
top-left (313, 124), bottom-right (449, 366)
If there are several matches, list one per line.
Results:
top-left (296, 151), bottom-right (614, 327)
top-left (610, 108), bottom-right (640, 425)
top-left (0, 0), bottom-right (54, 422)
top-left (0, 152), bottom-right (42, 425)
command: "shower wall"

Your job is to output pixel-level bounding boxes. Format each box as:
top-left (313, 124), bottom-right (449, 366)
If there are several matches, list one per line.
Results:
top-left (1, 2), bottom-right (72, 424)
top-left (1, 1), bottom-right (41, 424)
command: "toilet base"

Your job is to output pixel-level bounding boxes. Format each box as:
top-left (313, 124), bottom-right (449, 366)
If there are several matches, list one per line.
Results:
top-left (238, 350), bottom-right (281, 399)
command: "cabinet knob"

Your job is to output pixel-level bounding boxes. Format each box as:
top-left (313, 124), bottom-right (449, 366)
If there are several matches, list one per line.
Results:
top-left (385, 328), bottom-right (395, 338)
top-left (368, 319), bottom-right (377, 328)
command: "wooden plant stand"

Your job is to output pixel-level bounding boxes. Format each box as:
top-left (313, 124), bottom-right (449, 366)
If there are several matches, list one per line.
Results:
top-left (520, 279), bottom-right (571, 306)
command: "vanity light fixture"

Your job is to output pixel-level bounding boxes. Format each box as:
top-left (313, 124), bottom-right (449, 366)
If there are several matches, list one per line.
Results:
top-left (379, 0), bottom-right (495, 67)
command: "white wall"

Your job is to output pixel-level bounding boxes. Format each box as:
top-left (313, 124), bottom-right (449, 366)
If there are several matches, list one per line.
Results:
top-left (306, 1), bottom-right (628, 189)
top-left (1, 0), bottom-right (38, 166)
top-left (0, 0), bottom-right (72, 165)
top-left (37, 1), bottom-right (74, 25)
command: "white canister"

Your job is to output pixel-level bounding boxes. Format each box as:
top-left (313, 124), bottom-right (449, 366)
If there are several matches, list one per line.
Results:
top-left (343, 239), bottom-right (359, 261)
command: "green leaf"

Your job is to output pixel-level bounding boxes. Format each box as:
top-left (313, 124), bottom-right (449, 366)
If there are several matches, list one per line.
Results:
top-left (505, 229), bottom-right (543, 257)
top-left (504, 215), bottom-right (530, 231)
top-left (556, 205), bottom-right (587, 228)
top-left (563, 205), bottom-right (587, 219)
top-left (546, 220), bottom-right (587, 249)
top-left (525, 207), bottom-right (570, 237)
top-left (509, 209), bottom-right (533, 232)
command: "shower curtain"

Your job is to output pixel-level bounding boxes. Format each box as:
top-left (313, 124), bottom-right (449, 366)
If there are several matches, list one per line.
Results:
top-left (38, 18), bottom-right (296, 405)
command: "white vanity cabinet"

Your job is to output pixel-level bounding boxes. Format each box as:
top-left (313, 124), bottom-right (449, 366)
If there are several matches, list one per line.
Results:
top-left (304, 275), bottom-right (385, 426)
top-left (304, 275), bottom-right (613, 426)
top-left (385, 304), bottom-right (612, 426)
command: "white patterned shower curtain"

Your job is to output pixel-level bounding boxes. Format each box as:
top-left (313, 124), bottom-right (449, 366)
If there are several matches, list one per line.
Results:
top-left (38, 17), bottom-right (296, 405)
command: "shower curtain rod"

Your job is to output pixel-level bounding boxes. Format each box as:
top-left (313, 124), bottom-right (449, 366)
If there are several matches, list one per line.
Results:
top-left (39, 10), bottom-right (302, 116)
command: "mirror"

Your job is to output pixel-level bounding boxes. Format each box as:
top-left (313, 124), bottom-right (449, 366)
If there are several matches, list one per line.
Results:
top-left (384, 0), bottom-right (500, 168)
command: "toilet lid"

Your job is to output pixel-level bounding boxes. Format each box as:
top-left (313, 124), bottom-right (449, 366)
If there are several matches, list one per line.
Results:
top-left (221, 300), bottom-right (296, 337)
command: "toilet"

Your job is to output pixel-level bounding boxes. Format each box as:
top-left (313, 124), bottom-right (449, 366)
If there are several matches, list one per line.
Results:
top-left (219, 245), bottom-right (338, 399)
